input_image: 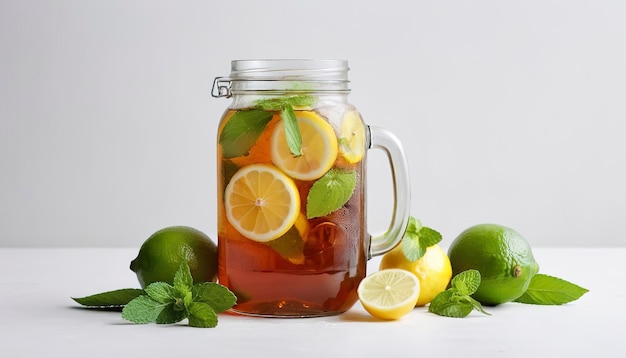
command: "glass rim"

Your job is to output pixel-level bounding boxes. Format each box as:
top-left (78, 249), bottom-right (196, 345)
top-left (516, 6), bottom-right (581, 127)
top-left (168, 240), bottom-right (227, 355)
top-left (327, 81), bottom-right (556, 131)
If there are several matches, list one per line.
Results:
top-left (229, 59), bottom-right (350, 81)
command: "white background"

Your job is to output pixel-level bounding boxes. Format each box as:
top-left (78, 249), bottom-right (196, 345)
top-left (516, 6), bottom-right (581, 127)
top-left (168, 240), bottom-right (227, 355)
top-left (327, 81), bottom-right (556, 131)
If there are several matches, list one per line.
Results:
top-left (1, 0), bottom-right (625, 247)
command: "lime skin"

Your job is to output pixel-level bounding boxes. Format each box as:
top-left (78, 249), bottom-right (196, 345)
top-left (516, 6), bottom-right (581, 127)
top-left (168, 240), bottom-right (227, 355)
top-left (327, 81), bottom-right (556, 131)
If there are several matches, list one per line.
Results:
top-left (448, 224), bottom-right (539, 306)
top-left (130, 226), bottom-right (218, 288)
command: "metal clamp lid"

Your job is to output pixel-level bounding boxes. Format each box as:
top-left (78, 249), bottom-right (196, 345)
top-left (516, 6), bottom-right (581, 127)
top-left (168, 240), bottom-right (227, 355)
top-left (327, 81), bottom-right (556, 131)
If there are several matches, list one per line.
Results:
top-left (212, 60), bottom-right (351, 97)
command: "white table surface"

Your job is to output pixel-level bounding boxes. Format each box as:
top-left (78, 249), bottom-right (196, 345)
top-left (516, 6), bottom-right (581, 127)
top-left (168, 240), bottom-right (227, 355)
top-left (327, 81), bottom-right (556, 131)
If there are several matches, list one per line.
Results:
top-left (1, 247), bottom-right (623, 357)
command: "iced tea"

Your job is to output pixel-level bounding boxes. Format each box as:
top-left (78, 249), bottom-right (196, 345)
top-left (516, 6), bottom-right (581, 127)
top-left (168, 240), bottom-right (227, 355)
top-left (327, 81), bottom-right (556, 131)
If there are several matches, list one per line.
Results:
top-left (217, 100), bottom-right (368, 317)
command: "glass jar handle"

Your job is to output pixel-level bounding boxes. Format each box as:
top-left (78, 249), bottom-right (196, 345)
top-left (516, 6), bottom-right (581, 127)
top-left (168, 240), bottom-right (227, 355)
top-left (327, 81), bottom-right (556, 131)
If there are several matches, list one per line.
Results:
top-left (367, 126), bottom-right (411, 259)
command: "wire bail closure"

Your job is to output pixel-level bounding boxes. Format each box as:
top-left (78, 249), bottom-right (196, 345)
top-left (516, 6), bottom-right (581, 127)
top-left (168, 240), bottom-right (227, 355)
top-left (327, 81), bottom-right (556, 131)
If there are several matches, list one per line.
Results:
top-left (211, 77), bottom-right (232, 98)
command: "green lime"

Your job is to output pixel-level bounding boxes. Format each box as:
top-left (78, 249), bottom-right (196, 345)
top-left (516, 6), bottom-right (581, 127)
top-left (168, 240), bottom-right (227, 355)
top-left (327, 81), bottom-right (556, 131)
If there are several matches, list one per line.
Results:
top-left (130, 226), bottom-right (218, 288)
top-left (447, 224), bottom-right (539, 306)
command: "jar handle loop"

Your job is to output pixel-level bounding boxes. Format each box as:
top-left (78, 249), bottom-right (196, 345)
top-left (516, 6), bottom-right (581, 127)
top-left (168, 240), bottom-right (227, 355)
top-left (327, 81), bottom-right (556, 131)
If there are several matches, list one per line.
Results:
top-left (367, 126), bottom-right (411, 259)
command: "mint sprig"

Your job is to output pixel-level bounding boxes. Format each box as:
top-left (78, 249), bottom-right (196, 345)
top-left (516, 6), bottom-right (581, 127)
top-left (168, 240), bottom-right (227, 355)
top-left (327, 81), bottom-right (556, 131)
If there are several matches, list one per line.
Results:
top-left (429, 269), bottom-right (491, 318)
top-left (514, 273), bottom-right (589, 305)
top-left (219, 95), bottom-right (317, 159)
top-left (401, 217), bottom-right (443, 262)
top-left (120, 261), bottom-right (236, 328)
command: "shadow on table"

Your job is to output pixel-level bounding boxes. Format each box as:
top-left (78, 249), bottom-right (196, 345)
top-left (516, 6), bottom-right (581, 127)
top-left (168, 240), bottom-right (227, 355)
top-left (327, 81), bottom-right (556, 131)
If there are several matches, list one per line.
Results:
top-left (338, 310), bottom-right (388, 323)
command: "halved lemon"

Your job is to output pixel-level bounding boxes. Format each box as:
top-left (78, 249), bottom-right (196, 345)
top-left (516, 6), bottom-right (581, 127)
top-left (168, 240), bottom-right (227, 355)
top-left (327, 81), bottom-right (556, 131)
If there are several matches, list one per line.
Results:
top-left (271, 111), bottom-right (338, 181)
top-left (380, 244), bottom-right (452, 306)
top-left (224, 164), bottom-right (300, 242)
top-left (339, 110), bottom-right (366, 164)
top-left (357, 269), bottom-right (420, 320)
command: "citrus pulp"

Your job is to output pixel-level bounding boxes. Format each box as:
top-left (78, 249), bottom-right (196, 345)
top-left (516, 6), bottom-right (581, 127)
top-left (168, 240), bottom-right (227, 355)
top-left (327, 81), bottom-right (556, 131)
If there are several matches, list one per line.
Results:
top-left (357, 269), bottom-right (420, 320)
top-left (224, 164), bottom-right (300, 242)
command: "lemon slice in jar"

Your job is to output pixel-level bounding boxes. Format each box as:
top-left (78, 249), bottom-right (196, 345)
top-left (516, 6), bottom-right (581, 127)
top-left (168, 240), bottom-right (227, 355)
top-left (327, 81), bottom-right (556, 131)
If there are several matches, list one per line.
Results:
top-left (224, 164), bottom-right (300, 242)
top-left (271, 111), bottom-right (338, 181)
top-left (339, 110), bottom-right (366, 164)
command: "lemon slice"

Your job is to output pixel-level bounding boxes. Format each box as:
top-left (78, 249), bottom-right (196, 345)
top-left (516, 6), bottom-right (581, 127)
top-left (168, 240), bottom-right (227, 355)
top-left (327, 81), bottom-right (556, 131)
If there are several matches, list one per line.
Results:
top-left (271, 111), bottom-right (338, 181)
top-left (224, 164), bottom-right (300, 242)
top-left (339, 110), bottom-right (366, 164)
top-left (357, 269), bottom-right (420, 320)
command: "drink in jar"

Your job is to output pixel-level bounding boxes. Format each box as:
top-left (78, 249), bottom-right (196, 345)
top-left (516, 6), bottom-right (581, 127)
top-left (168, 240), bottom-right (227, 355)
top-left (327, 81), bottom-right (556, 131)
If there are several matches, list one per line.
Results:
top-left (217, 97), bottom-right (367, 317)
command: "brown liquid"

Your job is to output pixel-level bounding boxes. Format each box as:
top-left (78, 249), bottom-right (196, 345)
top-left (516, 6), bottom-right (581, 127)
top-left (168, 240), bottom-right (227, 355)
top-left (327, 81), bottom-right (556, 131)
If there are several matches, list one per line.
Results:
top-left (217, 108), bottom-right (367, 316)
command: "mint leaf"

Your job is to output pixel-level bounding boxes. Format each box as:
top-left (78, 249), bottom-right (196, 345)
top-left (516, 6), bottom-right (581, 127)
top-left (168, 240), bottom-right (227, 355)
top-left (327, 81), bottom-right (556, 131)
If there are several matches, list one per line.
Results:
top-left (72, 288), bottom-right (144, 309)
top-left (173, 261), bottom-right (193, 292)
top-left (465, 296), bottom-right (491, 315)
top-left (255, 98), bottom-right (284, 111)
top-left (429, 290), bottom-right (482, 318)
top-left (221, 159), bottom-right (239, 194)
top-left (429, 270), bottom-right (490, 318)
top-left (182, 290), bottom-right (194, 309)
top-left (156, 304), bottom-right (187, 324)
top-left (144, 282), bottom-right (175, 304)
top-left (306, 169), bottom-right (356, 219)
top-left (281, 104), bottom-right (303, 156)
top-left (187, 302), bottom-right (218, 328)
top-left (451, 269), bottom-right (481, 295)
top-left (418, 227), bottom-right (443, 248)
top-left (285, 95), bottom-right (316, 108)
top-left (429, 290), bottom-right (472, 318)
top-left (122, 295), bottom-right (168, 324)
top-left (256, 94), bottom-right (316, 111)
top-left (407, 216), bottom-right (423, 234)
top-left (400, 217), bottom-right (442, 262)
top-left (219, 109), bottom-right (273, 158)
top-left (192, 283), bottom-right (237, 313)
top-left (428, 289), bottom-right (452, 311)
top-left (265, 226), bottom-right (305, 264)
top-left (452, 295), bottom-right (491, 316)
top-left (514, 274), bottom-right (589, 305)
top-left (400, 218), bottom-right (424, 261)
